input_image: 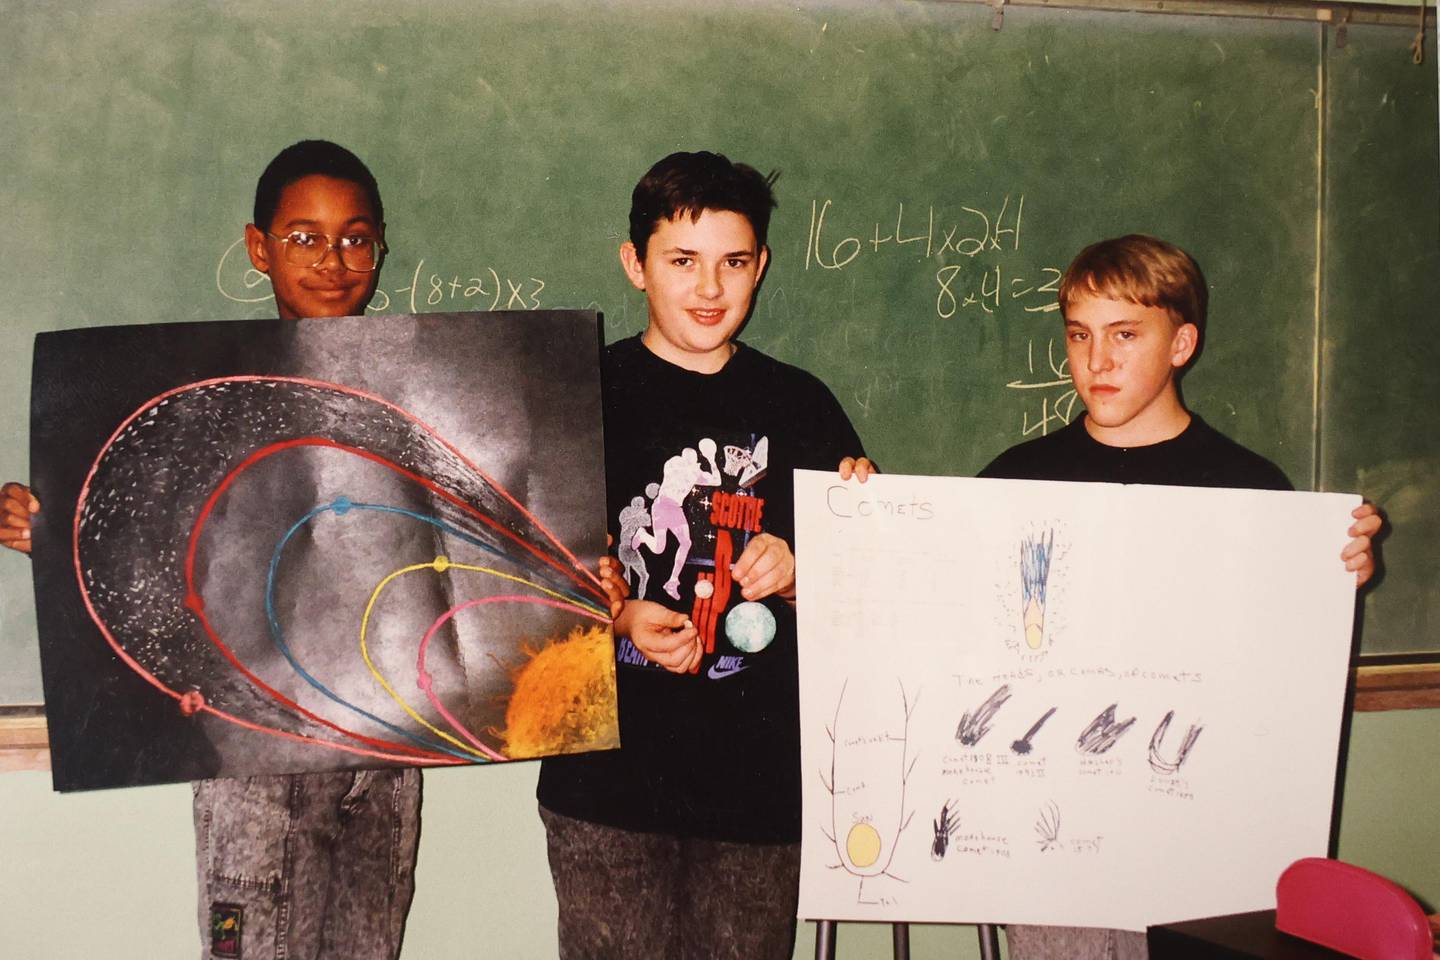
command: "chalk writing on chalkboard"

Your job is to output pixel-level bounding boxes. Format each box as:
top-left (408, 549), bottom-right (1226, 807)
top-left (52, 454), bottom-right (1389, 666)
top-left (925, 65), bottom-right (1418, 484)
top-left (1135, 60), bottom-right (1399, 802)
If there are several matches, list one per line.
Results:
top-left (798, 195), bottom-right (1072, 437)
top-left (215, 238), bottom-right (548, 315)
top-left (800, 195), bottom-right (1059, 318)
top-left (216, 199), bottom-right (1077, 439)
top-left (803, 197), bottom-right (1026, 273)
top-left (1006, 335), bottom-right (1079, 437)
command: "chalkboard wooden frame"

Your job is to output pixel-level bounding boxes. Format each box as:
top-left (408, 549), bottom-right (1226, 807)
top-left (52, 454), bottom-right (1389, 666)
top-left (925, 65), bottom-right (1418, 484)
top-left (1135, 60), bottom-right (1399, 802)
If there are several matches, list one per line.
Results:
top-left (1352, 663), bottom-right (1440, 712)
top-left (3, 664), bottom-right (1432, 774)
top-left (0, 707), bottom-right (48, 773)
top-left (959, 0), bottom-right (1435, 29)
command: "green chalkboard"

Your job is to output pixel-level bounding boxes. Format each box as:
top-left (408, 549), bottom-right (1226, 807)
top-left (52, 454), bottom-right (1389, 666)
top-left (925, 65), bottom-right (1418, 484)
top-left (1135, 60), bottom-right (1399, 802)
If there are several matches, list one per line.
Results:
top-left (1, 0), bottom-right (1435, 702)
top-left (1321, 23), bottom-right (1440, 656)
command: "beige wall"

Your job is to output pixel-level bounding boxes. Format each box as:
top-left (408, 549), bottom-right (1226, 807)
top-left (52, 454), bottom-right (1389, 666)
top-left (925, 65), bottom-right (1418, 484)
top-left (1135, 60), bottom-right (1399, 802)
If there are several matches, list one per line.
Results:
top-left (1, 707), bottom-right (1435, 959)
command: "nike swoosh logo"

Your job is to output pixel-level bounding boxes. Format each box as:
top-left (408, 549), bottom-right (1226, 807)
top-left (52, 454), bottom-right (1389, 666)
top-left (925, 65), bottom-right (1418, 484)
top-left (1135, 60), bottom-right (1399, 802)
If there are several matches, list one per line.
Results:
top-left (707, 662), bottom-right (750, 680)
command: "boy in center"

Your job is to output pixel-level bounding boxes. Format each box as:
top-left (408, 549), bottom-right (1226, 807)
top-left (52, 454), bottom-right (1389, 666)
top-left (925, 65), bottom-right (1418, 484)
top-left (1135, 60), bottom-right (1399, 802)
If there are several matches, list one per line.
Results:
top-left (537, 151), bottom-right (866, 959)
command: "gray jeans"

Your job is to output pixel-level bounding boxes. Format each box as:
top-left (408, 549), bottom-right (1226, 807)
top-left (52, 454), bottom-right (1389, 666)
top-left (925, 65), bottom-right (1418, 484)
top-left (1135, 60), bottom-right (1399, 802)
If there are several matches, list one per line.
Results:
top-left (1007, 924), bottom-right (1149, 960)
top-left (540, 805), bottom-right (801, 960)
top-left (193, 769), bottom-right (422, 960)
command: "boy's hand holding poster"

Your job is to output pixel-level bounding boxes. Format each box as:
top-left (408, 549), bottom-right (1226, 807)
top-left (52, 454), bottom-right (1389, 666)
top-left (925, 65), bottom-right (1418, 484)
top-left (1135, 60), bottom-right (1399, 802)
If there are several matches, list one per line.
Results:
top-left (30, 311), bottom-right (617, 792)
top-left (793, 470), bottom-right (1357, 931)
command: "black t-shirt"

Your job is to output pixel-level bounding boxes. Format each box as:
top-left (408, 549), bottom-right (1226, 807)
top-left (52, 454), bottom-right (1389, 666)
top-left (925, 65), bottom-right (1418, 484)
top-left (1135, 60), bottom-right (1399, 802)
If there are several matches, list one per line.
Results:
top-left (538, 336), bottom-right (865, 843)
top-left (978, 415), bottom-right (1293, 491)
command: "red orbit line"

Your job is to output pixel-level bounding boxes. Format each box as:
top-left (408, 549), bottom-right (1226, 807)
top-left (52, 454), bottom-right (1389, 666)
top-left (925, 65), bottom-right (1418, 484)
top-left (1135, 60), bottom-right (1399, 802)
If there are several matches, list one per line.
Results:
top-left (252, 374), bottom-right (605, 597)
top-left (69, 491), bottom-right (458, 763)
top-left (195, 435), bottom-right (593, 598)
top-left (72, 374), bottom-right (600, 761)
top-left (181, 700), bottom-right (467, 766)
top-left (415, 593), bottom-right (611, 757)
top-left (182, 438), bottom-right (443, 756)
top-left (183, 436), bottom-right (600, 755)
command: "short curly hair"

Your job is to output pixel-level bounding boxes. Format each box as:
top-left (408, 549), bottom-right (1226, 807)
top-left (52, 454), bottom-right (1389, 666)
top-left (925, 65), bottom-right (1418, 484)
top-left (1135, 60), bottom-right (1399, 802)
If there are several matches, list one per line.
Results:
top-left (253, 140), bottom-right (383, 232)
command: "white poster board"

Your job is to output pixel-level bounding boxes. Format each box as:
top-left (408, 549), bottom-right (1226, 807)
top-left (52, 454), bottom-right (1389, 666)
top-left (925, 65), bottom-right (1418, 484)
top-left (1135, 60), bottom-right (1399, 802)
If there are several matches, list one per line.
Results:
top-left (794, 471), bottom-right (1358, 931)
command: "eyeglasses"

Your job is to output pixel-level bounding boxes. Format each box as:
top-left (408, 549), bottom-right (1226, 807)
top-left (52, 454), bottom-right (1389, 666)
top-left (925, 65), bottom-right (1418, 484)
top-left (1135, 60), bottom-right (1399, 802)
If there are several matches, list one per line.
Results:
top-left (266, 231), bottom-right (386, 272)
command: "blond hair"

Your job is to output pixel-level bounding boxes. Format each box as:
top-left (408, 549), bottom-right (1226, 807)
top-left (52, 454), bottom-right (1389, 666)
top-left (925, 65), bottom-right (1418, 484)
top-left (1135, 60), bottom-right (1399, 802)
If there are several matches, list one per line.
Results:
top-left (1059, 235), bottom-right (1207, 338)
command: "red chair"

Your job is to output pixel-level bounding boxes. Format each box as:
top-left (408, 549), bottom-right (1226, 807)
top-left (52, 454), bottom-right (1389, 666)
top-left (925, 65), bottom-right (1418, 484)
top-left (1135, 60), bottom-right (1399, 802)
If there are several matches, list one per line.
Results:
top-left (1276, 858), bottom-right (1433, 960)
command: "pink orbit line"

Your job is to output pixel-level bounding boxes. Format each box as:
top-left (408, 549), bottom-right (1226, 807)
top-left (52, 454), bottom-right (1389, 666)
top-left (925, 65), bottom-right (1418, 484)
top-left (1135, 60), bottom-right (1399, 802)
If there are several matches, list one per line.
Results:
top-left (71, 374), bottom-right (600, 762)
top-left (415, 595), bottom-right (610, 758)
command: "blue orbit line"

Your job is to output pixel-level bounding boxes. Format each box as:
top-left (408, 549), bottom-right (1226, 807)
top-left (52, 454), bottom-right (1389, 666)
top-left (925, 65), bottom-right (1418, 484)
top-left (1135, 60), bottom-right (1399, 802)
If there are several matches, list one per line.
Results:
top-left (262, 495), bottom-right (599, 762)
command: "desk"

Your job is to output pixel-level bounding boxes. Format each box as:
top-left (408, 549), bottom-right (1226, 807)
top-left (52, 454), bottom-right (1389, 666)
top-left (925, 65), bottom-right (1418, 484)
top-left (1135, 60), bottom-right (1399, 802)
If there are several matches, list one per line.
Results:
top-left (1148, 911), bottom-right (1350, 959)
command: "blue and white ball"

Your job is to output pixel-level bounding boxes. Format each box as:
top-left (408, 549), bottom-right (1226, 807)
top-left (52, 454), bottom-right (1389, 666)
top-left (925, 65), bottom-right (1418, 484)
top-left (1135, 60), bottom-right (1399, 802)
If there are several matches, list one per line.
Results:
top-left (724, 601), bottom-right (777, 653)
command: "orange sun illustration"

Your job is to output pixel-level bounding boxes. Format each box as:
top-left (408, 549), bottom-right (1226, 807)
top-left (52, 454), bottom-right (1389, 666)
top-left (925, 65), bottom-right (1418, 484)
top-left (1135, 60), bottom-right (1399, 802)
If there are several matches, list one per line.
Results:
top-left (500, 624), bottom-right (619, 758)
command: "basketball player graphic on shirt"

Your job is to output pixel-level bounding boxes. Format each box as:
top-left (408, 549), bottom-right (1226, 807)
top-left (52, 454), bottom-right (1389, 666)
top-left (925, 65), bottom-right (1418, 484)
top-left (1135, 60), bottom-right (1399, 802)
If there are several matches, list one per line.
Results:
top-left (630, 438), bottom-right (722, 599)
top-left (616, 494), bottom-right (654, 600)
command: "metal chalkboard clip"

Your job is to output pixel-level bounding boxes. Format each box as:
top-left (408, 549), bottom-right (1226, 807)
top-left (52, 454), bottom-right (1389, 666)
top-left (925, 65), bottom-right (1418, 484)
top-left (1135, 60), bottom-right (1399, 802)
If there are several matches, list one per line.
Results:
top-left (1409, 1), bottom-right (1426, 65)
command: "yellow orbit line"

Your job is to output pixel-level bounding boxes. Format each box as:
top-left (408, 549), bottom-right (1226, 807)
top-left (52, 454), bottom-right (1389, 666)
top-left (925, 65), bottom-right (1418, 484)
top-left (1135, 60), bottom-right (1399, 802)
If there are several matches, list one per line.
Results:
top-left (359, 555), bottom-right (609, 757)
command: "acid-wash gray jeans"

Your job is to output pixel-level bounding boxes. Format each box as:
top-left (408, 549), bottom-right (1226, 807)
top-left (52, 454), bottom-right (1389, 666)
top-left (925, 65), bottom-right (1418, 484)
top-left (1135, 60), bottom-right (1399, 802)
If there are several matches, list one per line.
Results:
top-left (539, 804), bottom-right (802, 960)
top-left (1007, 924), bottom-right (1149, 960)
top-left (193, 769), bottom-right (422, 960)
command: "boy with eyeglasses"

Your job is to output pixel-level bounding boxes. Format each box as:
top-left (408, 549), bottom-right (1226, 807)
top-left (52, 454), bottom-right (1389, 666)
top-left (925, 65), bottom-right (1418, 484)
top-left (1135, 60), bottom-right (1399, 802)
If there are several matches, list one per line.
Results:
top-left (3, 140), bottom-right (421, 960)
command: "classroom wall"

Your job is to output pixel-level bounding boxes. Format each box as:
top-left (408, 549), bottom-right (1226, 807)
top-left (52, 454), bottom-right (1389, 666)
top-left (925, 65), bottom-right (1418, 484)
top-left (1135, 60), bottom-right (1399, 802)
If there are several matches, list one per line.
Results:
top-left (2, 0), bottom-right (1437, 955)
top-left (1, 709), bottom-right (1436, 958)
top-left (4, 0), bottom-right (1439, 701)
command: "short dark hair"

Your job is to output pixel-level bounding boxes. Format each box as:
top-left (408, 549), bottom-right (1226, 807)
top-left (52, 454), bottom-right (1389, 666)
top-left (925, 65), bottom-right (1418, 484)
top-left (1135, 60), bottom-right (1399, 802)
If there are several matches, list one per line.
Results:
top-left (628, 151), bottom-right (778, 261)
top-left (1059, 234), bottom-right (1208, 348)
top-left (253, 140), bottom-right (383, 232)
